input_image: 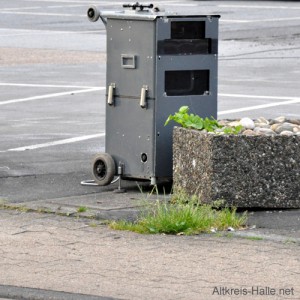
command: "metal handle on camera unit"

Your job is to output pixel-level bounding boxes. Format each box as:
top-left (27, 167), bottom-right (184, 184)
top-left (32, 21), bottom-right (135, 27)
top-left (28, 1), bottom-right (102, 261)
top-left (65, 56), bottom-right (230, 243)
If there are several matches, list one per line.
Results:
top-left (140, 85), bottom-right (148, 108)
top-left (108, 83), bottom-right (116, 105)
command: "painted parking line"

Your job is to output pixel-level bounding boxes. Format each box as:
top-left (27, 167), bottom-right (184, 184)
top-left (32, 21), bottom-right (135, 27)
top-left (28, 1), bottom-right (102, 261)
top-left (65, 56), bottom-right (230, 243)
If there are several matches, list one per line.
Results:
top-left (0, 85), bottom-right (106, 152)
top-left (0, 11), bottom-right (85, 17)
top-left (2, 6), bottom-right (42, 11)
top-left (219, 4), bottom-right (300, 10)
top-left (0, 28), bottom-right (104, 37)
top-left (23, 0), bottom-right (122, 3)
top-left (1, 91), bottom-right (298, 152)
top-left (221, 17), bottom-right (300, 24)
top-left (22, 0), bottom-right (180, 3)
top-left (2, 4), bottom-right (87, 10)
top-left (220, 93), bottom-right (300, 101)
top-left (0, 87), bottom-right (105, 106)
top-left (4, 133), bottom-right (105, 152)
top-left (0, 82), bottom-right (101, 89)
top-left (218, 93), bottom-right (300, 115)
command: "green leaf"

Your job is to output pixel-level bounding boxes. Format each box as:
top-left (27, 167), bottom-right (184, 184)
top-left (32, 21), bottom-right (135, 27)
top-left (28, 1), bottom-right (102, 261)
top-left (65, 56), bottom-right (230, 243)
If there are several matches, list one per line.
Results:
top-left (179, 106), bottom-right (189, 114)
top-left (164, 115), bottom-right (172, 126)
top-left (148, 227), bottom-right (157, 233)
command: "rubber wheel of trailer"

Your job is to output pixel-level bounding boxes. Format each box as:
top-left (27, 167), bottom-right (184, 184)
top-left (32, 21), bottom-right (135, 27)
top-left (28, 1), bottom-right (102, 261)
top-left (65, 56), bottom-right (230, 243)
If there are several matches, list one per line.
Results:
top-left (92, 153), bottom-right (115, 186)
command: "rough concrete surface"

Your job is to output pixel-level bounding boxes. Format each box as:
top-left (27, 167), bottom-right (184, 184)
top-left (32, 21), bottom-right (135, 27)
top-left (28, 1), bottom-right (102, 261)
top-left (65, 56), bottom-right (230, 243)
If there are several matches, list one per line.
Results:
top-left (0, 48), bottom-right (106, 65)
top-left (173, 127), bottom-right (300, 208)
top-left (0, 210), bottom-right (299, 300)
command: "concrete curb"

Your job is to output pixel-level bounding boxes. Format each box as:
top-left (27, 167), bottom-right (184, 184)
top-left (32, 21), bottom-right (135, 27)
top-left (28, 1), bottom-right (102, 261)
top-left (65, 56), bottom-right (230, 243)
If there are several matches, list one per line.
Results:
top-left (1, 191), bottom-right (300, 245)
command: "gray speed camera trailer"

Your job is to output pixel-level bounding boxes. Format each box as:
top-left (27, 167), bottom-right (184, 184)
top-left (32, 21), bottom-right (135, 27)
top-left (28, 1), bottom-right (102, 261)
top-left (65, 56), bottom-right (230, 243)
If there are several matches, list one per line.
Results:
top-left (87, 3), bottom-right (220, 186)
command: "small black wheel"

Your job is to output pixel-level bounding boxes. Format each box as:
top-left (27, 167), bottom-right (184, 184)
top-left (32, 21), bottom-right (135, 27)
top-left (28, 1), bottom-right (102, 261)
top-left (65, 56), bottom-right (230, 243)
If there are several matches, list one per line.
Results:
top-left (92, 153), bottom-right (116, 186)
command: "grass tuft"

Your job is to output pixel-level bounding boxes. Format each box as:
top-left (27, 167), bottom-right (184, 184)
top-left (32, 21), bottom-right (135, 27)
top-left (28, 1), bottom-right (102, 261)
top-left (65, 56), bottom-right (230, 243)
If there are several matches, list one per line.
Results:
top-left (110, 192), bottom-right (247, 235)
top-left (77, 206), bottom-right (88, 213)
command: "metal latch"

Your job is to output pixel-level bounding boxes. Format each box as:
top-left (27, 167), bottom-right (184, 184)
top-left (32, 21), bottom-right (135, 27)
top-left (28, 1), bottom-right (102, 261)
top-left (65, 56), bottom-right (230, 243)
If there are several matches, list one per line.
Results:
top-left (107, 83), bottom-right (116, 105)
top-left (140, 85), bottom-right (148, 108)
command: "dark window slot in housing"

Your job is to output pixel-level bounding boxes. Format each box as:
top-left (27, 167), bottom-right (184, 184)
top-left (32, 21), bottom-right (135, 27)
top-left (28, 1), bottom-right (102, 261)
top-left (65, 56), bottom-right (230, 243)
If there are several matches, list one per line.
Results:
top-left (158, 21), bottom-right (213, 55)
top-left (158, 39), bottom-right (211, 55)
top-left (171, 21), bottom-right (205, 39)
top-left (165, 70), bottom-right (210, 96)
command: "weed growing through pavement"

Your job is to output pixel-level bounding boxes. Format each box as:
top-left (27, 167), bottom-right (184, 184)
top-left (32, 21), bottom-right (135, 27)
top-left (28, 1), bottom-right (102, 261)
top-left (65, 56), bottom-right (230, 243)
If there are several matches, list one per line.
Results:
top-left (77, 206), bottom-right (88, 213)
top-left (110, 190), bottom-right (247, 235)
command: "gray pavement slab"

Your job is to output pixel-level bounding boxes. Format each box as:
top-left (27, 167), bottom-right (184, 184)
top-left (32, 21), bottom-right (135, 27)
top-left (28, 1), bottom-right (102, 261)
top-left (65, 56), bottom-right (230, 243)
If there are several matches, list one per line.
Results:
top-left (0, 181), bottom-right (169, 220)
top-left (0, 209), bottom-right (299, 300)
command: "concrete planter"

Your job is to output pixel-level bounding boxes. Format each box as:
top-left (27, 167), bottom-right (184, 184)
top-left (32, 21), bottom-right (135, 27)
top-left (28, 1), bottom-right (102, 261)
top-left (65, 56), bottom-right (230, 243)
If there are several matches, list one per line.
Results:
top-left (173, 127), bottom-right (300, 208)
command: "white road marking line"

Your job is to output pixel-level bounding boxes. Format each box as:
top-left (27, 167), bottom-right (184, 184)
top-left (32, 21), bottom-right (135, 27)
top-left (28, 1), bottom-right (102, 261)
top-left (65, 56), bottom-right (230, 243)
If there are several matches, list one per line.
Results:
top-left (5, 133), bottom-right (105, 152)
top-left (219, 4), bottom-right (300, 10)
top-left (0, 11), bottom-right (85, 17)
top-left (0, 87), bottom-right (105, 106)
top-left (0, 28), bottom-right (104, 37)
top-left (220, 93), bottom-right (299, 101)
top-left (219, 94), bottom-right (300, 115)
top-left (0, 82), bottom-right (100, 89)
top-left (47, 4), bottom-right (87, 8)
top-left (1, 91), bottom-right (298, 151)
top-left (221, 17), bottom-right (300, 24)
top-left (0, 166), bottom-right (10, 170)
top-left (23, 0), bottom-right (119, 3)
top-left (2, 6), bottom-right (42, 11)
top-left (2, 4), bottom-right (85, 10)
top-left (0, 28), bottom-right (104, 33)
top-left (23, 0), bottom-right (179, 3)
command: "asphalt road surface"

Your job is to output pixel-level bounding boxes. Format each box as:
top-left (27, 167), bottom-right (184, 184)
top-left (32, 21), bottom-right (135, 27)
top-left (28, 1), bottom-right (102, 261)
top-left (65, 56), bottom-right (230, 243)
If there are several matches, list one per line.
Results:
top-left (0, 0), bottom-right (300, 202)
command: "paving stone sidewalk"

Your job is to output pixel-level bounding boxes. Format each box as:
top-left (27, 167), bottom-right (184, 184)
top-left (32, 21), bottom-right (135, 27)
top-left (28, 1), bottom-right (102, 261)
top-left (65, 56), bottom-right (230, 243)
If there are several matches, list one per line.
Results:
top-left (0, 209), bottom-right (299, 300)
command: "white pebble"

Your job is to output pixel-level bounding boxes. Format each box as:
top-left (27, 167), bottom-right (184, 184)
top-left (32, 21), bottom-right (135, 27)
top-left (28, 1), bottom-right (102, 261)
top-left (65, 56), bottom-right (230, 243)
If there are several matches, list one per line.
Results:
top-left (240, 117), bottom-right (255, 129)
